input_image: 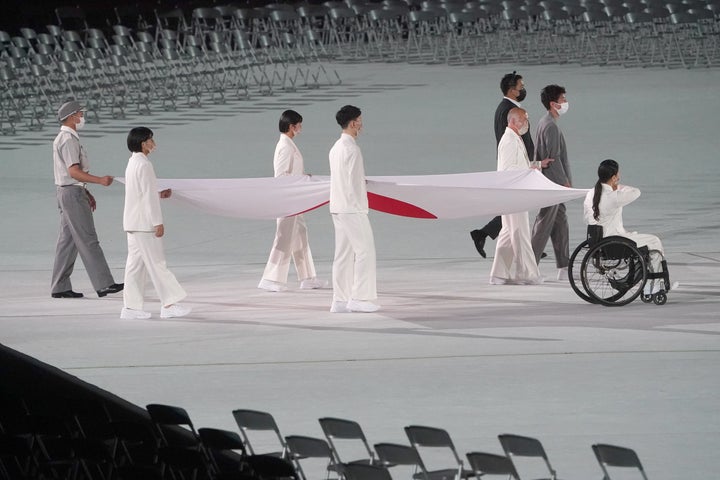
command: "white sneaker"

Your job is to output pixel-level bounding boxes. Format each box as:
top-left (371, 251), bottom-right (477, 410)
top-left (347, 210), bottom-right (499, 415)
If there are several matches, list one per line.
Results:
top-left (346, 299), bottom-right (381, 313)
top-left (300, 277), bottom-right (328, 289)
top-left (489, 276), bottom-right (507, 285)
top-left (522, 276), bottom-right (545, 285)
top-left (160, 304), bottom-right (192, 319)
top-left (330, 301), bottom-right (350, 313)
top-left (120, 308), bottom-right (151, 320)
top-left (557, 267), bottom-right (569, 281)
top-left (258, 279), bottom-right (287, 292)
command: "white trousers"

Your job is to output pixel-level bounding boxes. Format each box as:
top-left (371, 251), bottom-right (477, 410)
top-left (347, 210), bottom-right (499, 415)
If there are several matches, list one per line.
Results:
top-left (490, 211), bottom-right (541, 283)
top-left (123, 231), bottom-right (186, 310)
top-left (262, 214), bottom-right (316, 284)
top-left (625, 232), bottom-right (664, 273)
top-left (331, 213), bottom-right (377, 302)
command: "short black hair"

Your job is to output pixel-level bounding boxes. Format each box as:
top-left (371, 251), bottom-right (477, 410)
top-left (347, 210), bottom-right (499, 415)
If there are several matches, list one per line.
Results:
top-left (279, 109), bottom-right (302, 133)
top-left (127, 127), bottom-right (154, 153)
top-left (500, 71), bottom-right (522, 96)
top-left (540, 84), bottom-right (566, 110)
top-left (336, 105), bottom-right (361, 129)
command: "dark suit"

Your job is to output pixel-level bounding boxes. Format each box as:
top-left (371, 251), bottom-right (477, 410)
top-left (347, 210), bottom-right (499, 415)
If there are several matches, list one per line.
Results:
top-left (479, 98), bottom-right (535, 239)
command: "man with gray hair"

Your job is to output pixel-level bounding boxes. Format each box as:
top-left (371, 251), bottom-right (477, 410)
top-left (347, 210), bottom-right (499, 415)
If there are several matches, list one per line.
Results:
top-left (51, 100), bottom-right (123, 298)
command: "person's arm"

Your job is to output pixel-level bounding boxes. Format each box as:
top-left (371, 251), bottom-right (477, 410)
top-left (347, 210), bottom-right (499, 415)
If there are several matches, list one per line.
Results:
top-left (67, 164), bottom-right (113, 186)
top-left (614, 185), bottom-right (641, 207)
top-left (273, 142), bottom-right (294, 177)
top-left (583, 192), bottom-right (596, 225)
top-left (138, 162), bottom-right (164, 236)
top-left (538, 123), bottom-right (568, 186)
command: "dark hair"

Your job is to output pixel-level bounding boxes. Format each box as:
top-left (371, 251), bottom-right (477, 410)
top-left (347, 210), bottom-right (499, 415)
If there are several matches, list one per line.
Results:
top-left (127, 127), bottom-right (154, 153)
top-left (279, 109), bottom-right (302, 133)
top-left (592, 159), bottom-right (619, 221)
top-left (336, 105), bottom-right (361, 129)
top-left (540, 84), bottom-right (566, 110)
top-left (500, 71), bottom-right (522, 96)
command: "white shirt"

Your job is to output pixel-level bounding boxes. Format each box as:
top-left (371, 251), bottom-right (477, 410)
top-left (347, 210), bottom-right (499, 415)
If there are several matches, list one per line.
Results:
top-left (123, 152), bottom-right (163, 232)
top-left (273, 134), bottom-right (304, 177)
top-left (329, 133), bottom-right (368, 214)
top-left (53, 126), bottom-right (89, 186)
top-left (584, 183), bottom-right (641, 236)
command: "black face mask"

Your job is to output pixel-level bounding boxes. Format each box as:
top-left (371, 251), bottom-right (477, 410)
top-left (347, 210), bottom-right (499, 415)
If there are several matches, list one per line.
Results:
top-left (516, 88), bottom-right (527, 102)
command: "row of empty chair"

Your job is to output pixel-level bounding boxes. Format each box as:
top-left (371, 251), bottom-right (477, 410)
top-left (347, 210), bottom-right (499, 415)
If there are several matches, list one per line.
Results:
top-left (1, 392), bottom-right (650, 480)
top-left (2, 0), bottom-right (719, 135)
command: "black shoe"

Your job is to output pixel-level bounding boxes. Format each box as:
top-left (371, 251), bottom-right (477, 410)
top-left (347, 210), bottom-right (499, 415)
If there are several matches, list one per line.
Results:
top-left (470, 230), bottom-right (487, 258)
top-left (540, 252), bottom-right (548, 259)
top-left (97, 283), bottom-right (124, 297)
top-left (51, 290), bottom-right (84, 298)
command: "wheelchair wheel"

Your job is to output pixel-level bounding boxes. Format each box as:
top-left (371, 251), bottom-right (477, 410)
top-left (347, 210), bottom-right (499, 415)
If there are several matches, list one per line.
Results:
top-left (653, 292), bottom-right (667, 305)
top-left (580, 238), bottom-right (647, 306)
top-left (569, 240), bottom-right (596, 304)
top-left (640, 294), bottom-right (653, 303)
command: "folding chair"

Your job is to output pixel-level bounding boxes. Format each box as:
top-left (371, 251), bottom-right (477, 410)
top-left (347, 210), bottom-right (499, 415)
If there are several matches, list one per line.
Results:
top-left (497, 434), bottom-right (558, 480)
top-left (146, 404), bottom-right (214, 480)
top-left (319, 417), bottom-right (377, 466)
top-left (55, 6), bottom-right (89, 33)
top-left (198, 427), bottom-right (249, 478)
top-left (404, 426), bottom-right (474, 480)
top-left (404, 10), bottom-right (444, 64)
top-left (373, 443), bottom-right (427, 480)
top-left (465, 452), bottom-right (519, 479)
top-left (232, 409), bottom-right (288, 459)
top-left (108, 420), bottom-right (159, 469)
top-left (592, 444), bottom-right (649, 480)
top-left (145, 404), bottom-right (201, 449)
top-left (285, 435), bottom-right (338, 480)
top-left (342, 463), bottom-right (393, 480)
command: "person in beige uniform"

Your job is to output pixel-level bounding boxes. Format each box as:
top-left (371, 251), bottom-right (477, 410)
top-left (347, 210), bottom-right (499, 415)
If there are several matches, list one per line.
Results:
top-left (328, 105), bottom-right (379, 313)
top-left (121, 127), bottom-right (190, 320)
top-left (258, 110), bottom-right (326, 292)
top-left (51, 100), bottom-right (123, 299)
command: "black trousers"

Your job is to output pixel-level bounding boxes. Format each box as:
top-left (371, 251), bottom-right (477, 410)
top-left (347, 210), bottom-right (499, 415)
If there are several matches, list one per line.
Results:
top-left (479, 216), bottom-right (502, 239)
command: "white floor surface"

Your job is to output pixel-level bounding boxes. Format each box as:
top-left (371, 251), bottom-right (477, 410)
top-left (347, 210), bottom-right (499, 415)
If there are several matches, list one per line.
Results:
top-left (1, 62), bottom-right (719, 479)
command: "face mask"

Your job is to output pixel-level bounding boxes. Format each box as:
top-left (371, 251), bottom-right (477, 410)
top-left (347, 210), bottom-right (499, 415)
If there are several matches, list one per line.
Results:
top-left (76, 116), bottom-right (86, 130)
top-left (518, 122), bottom-right (529, 136)
top-left (516, 88), bottom-right (527, 102)
top-left (556, 101), bottom-right (569, 115)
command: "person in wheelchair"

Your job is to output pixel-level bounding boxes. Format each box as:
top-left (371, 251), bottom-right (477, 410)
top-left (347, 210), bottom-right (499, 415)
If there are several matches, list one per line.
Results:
top-left (583, 159), bottom-right (669, 296)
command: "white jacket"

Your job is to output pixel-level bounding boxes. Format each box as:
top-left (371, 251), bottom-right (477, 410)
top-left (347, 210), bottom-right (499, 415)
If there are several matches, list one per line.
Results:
top-left (123, 152), bottom-right (163, 232)
top-left (273, 134), bottom-right (304, 177)
top-left (584, 183), bottom-right (641, 236)
top-left (329, 133), bottom-right (368, 214)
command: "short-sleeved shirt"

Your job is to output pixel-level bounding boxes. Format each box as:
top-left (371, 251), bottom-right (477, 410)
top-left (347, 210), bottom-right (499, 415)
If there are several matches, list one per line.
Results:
top-left (53, 126), bottom-right (88, 186)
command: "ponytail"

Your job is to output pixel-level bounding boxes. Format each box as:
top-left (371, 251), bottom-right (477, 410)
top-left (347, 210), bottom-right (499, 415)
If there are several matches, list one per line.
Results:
top-left (592, 180), bottom-right (603, 221)
top-left (593, 159), bottom-right (619, 222)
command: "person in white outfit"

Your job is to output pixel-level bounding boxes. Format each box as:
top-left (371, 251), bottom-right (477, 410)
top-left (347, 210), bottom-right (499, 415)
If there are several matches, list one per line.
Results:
top-left (490, 108), bottom-right (553, 285)
top-left (328, 105), bottom-right (379, 313)
top-left (121, 127), bottom-right (191, 319)
top-left (258, 110), bottom-right (326, 292)
top-left (583, 159), bottom-right (668, 295)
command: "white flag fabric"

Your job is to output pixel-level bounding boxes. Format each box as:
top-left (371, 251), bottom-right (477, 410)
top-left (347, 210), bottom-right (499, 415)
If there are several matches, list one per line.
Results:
top-left (117, 170), bottom-right (588, 220)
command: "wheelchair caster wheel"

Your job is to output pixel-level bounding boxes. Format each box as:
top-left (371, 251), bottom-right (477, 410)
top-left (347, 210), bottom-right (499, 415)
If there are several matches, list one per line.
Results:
top-left (653, 292), bottom-right (667, 305)
top-left (640, 294), bottom-right (653, 303)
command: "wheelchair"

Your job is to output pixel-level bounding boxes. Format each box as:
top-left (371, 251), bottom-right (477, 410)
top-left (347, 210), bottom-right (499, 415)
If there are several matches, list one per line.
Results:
top-left (569, 225), bottom-right (671, 306)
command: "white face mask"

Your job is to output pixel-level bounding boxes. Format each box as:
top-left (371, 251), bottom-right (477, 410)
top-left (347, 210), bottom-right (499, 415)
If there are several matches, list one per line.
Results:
top-left (556, 101), bottom-right (569, 116)
top-left (76, 116), bottom-right (86, 130)
top-left (518, 121), bottom-right (529, 136)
